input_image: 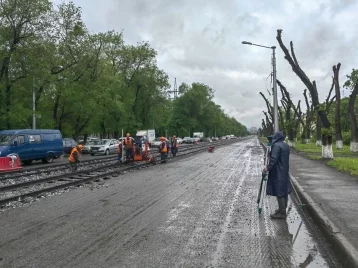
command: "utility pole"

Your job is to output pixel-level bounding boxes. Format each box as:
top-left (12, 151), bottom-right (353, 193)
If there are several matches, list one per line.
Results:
top-left (167, 78), bottom-right (179, 100)
top-left (271, 47), bottom-right (279, 132)
top-left (242, 41), bottom-right (279, 133)
top-left (32, 77), bottom-right (36, 129)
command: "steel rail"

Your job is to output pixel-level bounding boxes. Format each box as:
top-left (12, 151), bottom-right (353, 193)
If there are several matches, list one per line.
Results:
top-left (0, 139), bottom-right (240, 207)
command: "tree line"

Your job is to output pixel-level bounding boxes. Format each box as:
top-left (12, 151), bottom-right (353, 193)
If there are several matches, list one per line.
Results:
top-left (259, 29), bottom-right (358, 158)
top-left (0, 0), bottom-right (248, 140)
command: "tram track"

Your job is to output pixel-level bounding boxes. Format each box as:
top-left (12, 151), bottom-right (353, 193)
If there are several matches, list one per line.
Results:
top-left (0, 155), bottom-right (117, 180)
top-left (0, 139), bottom-right (240, 208)
top-left (0, 143), bottom-right (195, 180)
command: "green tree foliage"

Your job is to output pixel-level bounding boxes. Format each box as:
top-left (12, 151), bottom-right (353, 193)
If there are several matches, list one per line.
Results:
top-left (0, 1), bottom-right (247, 139)
top-left (168, 83), bottom-right (247, 137)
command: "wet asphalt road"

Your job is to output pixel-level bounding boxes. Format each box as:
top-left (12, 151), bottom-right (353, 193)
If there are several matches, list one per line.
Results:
top-left (0, 138), bottom-right (342, 267)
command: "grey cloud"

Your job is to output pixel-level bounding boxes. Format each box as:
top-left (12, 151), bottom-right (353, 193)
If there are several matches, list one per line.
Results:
top-left (326, 0), bottom-right (357, 13)
top-left (54, 0), bottom-right (358, 128)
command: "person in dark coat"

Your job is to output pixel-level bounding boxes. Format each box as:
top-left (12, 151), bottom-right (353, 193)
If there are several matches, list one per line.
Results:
top-left (263, 131), bottom-right (291, 219)
top-left (171, 135), bottom-right (178, 156)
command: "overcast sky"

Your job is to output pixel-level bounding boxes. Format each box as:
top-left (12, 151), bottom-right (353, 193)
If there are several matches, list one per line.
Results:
top-left (53, 0), bottom-right (358, 129)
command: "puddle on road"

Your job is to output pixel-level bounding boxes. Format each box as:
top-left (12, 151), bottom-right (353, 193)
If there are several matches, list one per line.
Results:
top-left (286, 199), bottom-right (333, 268)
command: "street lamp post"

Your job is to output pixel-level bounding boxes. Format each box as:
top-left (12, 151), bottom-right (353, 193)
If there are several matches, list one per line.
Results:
top-left (32, 77), bottom-right (36, 129)
top-left (242, 41), bottom-right (279, 133)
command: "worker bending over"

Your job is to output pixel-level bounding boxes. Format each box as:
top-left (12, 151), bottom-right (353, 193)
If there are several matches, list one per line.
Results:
top-left (68, 144), bottom-right (83, 171)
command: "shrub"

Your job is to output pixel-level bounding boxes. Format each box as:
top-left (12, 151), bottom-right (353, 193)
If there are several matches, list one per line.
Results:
top-left (342, 131), bottom-right (351, 145)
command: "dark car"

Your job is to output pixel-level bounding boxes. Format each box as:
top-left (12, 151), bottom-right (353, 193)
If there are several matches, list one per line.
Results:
top-left (63, 138), bottom-right (77, 155)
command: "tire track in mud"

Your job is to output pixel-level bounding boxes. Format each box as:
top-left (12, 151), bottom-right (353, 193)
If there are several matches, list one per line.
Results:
top-left (0, 143), bottom-right (236, 268)
top-left (211, 147), bottom-right (252, 267)
top-left (98, 146), bottom-right (239, 266)
top-left (173, 141), bottom-right (251, 267)
top-left (63, 145), bottom-right (235, 267)
top-left (102, 142), bottom-right (251, 268)
top-left (2, 138), bottom-right (337, 268)
top-left (218, 138), bottom-right (294, 267)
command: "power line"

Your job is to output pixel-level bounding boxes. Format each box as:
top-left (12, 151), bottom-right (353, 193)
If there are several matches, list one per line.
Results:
top-left (167, 78), bottom-right (179, 100)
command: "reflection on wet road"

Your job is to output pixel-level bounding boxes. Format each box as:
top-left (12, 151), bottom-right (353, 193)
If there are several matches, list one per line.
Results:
top-left (109, 138), bottom-right (340, 267)
top-left (0, 138), bottom-right (341, 268)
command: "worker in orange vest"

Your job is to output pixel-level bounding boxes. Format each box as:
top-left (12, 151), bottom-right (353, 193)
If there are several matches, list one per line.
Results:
top-left (171, 135), bottom-right (178, 156)
top-left (123, 133), bottom-right (134, 162)
top-left (68, 144), bottom-right (83, 171)
top-left (159, 136), bottom-right (167, 163)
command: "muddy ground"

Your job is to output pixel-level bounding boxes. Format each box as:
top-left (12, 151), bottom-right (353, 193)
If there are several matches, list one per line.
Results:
top-left (0, 138), bottom-right (342, 267)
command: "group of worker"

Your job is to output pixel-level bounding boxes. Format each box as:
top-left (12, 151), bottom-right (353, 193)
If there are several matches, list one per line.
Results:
top-left (159, 135), bottom-right (179, 163)
top-left (117, 133), bottom-right (178, 164)
top-left (68, 133), bottom-right (180, 170)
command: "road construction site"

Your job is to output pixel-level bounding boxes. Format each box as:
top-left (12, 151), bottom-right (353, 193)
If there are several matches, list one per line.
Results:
top-left (0, 137), bottom-right (345, 267)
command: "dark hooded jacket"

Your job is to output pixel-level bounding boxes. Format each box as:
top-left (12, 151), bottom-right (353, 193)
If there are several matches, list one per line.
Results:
top-left (266, 131), bottom-right (292, 197)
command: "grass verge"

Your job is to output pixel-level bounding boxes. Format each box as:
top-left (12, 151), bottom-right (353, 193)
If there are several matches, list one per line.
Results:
top-left (327, 158), bottom-right (358, 176)
top-left (259, 137), bottom-right (358, 176)
top-left (306, 154), bottom-right (322, 160)
top-left (295, 143), bottom-right (354, 155)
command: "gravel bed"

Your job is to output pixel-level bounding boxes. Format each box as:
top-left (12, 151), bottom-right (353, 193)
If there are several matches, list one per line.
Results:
top-left (0, 158), bottom-right (117, 180)
top-left (0, 160), bottom-right (119, 187)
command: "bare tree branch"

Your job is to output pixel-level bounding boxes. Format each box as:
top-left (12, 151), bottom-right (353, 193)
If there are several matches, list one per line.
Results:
top-left (259, 91), bottom-right (273, 119)
top-left (326, 77), bottom-right (336, 112)
top-left (290, 41), bottom-right (299, 67)
top-left (276, 29), bottom-right (331, 129)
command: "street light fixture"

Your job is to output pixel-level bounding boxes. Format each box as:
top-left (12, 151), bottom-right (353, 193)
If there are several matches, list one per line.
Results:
top-left (241, 41), bottom-right (279, 133)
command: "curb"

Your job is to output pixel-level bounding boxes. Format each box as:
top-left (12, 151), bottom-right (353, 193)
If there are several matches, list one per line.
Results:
top-left (289, 174), bottom-right (358, 268)
top-left (258, 138), bottom-right (358, 268)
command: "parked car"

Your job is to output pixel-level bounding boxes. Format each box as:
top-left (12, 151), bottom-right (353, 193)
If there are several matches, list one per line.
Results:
top-left (63, 138), bottom-right (77, 155)
top-left (150, 137), bottom-right (170, 148)
top-left (82, 140), bottom-right (100, 154)
top-left (90, 139), bottom-right (119, 155)
top-left (176, 137), bottom-right (183, 144)
top-left (151, 137), bottom-right (161, 147)
top-left (184, 137), bottom-right (196, 144)
top-left (0, 129), bottom-right (63, 165)
top-left (87, 137), bottom-right (100, 142)
top-left (183, 137), bottom-right (192, 143)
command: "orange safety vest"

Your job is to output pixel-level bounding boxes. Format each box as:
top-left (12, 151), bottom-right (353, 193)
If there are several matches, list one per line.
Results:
top-left (124, 137), bottom-right (132, 149)
top-left (68, 147), bottom-right (79, 163)
top-left (160, 141), bottom-right (167, 153)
